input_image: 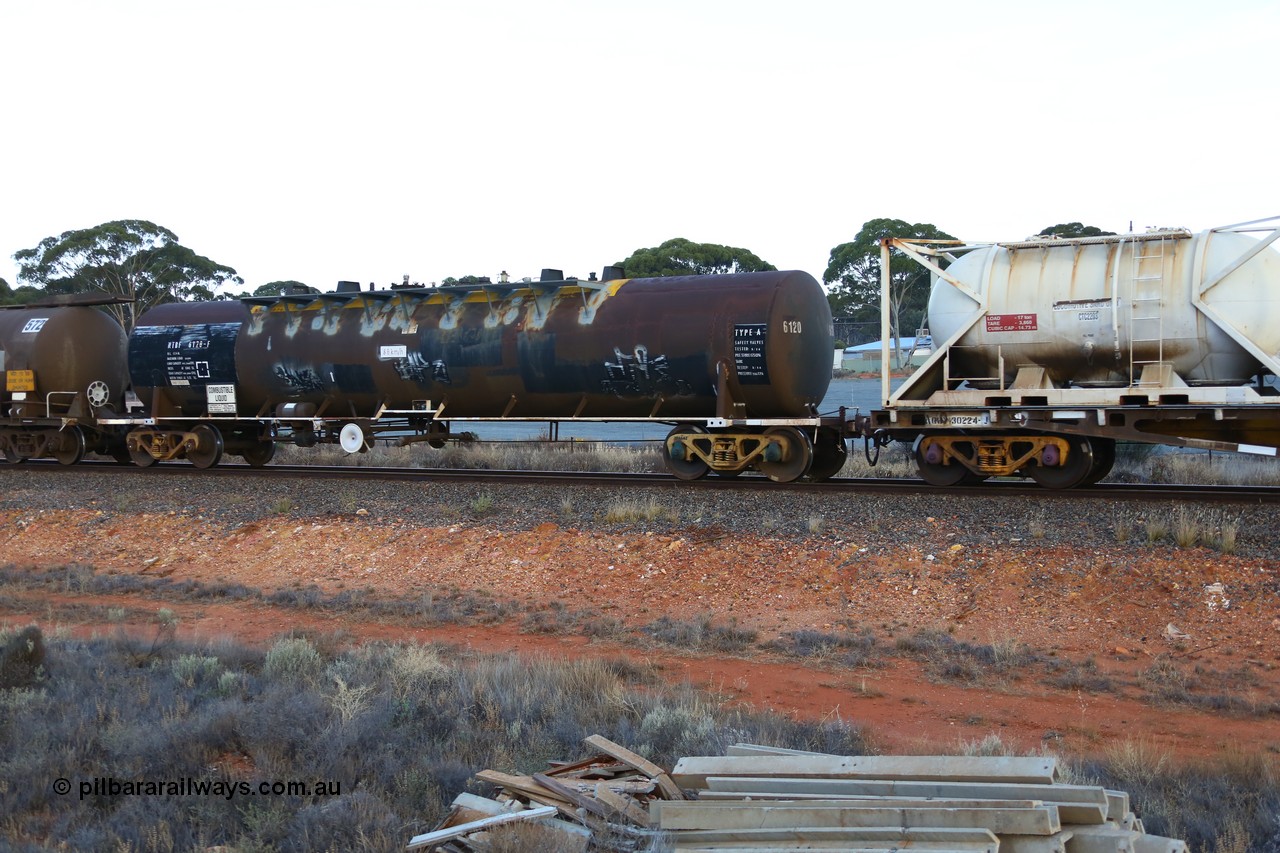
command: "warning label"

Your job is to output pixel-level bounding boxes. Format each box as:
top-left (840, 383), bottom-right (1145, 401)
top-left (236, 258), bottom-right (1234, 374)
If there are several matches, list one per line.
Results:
top-left (985, 313), bottom-right (1038, 333)
top-left (733, 324), bottom-right (769, 385)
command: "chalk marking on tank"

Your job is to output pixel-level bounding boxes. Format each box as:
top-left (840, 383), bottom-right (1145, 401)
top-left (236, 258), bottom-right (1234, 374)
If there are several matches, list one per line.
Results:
top-left (576, 280), bottom-right (626, 325)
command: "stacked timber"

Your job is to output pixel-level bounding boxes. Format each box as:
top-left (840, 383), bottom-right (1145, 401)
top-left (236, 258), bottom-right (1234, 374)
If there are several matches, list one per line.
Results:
top-left (407, 740), bottom-right (1188, 853)
top-left (407, 735), bottom-right (683, 851)
top-left (660, 744), bottom-right (1187, 853)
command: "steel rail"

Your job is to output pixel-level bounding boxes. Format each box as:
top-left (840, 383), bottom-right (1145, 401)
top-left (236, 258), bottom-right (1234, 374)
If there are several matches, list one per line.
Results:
top-left (6, 459), bottom-right (1280, 504)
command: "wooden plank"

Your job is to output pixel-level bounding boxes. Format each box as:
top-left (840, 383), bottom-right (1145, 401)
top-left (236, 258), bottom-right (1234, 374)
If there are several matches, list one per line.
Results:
top-left (582, 734), bottom-right (668, 778)
top-left (532, 772), bottom-right (614, 820)
top-left (694, 793), bottom-right (1045, 810)
top-left (704, 777), bottom-right (1109, 817)
top-left (564, 778), bottom-right (655, 795)
top-left (672, 756), bottom-right (855, 788)
top-left (1064, 825), bottom-right (1134, 853)
top-left (726, 742), bottom-right (836, 757)
top-left (432, 792), bottom-right (517, 830)
top-left (1001, 832), bottom-right (1075, 853)
top-left (473, 769), bottom-right (579, 820)
top-left (583, 734), bottom-right (686, 800)
top-left (666, 826), bottom-right (999, 847)
top-left (593, 782), bottom-right (653, 827)
top-left (544, 755), bottom-right (631, 777)
top-left (652, 802), bottom-right (1060, 835)
top-left (672, 756), bottom-right (1058, 788)
top-left (474, 770), bottom-right (572, 805)
top-left (1104, 791), bottom-right (1130, 822)
top-left (675, 840), bottom-right (993, 845)
top-left (1131, 835), bottom-right (1187, 853)
top-left (405, 805), bottom-right (557, 849)
top-left (697, 785), bottom-right (1106, 825)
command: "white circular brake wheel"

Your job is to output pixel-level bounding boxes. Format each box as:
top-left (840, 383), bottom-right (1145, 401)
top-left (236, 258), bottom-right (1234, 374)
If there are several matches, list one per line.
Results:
top-left (86, 380), bottom-right (110, 408)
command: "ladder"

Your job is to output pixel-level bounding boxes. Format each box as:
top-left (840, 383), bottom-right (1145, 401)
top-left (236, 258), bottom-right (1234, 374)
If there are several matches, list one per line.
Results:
top-left (1128, 236), bottom-right (1169, 386)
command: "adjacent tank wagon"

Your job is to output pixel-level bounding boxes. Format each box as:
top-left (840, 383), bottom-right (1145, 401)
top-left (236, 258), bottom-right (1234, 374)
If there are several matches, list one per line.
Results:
top-left (123, 268), bottom-right (840, 480)
top-left (868, 216), bottom-right (1280, 488)
top-left (0, 295), bottom-right (130, 464)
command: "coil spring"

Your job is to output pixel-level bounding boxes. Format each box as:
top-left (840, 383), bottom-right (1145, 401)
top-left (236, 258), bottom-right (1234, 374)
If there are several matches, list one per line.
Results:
top-left (977, 443), bottom-right (1007, 470)
top-left (711, 438), bottom-right (737, 465)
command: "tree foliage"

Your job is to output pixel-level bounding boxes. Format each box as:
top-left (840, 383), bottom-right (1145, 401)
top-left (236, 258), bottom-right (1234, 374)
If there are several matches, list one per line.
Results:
top-left (616, 238), bottom-right (776, 278)
top-left (824, 218), bottom-right (955, 363)
top-left (0, 277), bottom-right (47, 307)
top-left (13, 220), bottom-right (241, 329)
top-left (252, 280), bottom-right (316, 296)
top-left (1037, 222), bottom-right (1116, 238)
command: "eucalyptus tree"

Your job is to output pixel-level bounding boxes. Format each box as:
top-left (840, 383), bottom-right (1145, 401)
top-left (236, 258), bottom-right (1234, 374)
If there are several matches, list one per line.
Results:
top-left (616, 238), bottom-right (775, 278)
top-left (14, 220), bottom-right (241, 329)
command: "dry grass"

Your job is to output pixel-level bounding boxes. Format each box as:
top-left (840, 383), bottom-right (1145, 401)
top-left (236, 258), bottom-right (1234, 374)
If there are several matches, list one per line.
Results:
top-left (274, 433), bottom-right (1280, 488)
top-left (1139, 506), bottom-right (1242, 554)
top-left (602, 497), bottom-right (677, 524)
top-left (275, 440), bottom-right (663, 473)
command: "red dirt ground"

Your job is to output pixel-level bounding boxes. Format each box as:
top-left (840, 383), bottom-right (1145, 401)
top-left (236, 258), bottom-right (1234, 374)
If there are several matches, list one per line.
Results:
top-left (2, 506), bottom-right (1277, 762)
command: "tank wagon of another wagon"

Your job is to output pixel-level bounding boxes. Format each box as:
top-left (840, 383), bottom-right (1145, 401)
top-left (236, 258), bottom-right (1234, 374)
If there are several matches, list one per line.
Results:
top-left (0, 294), bottom-right (132, 464)
top-left (865, 215), bottom-right (1280, 489)
top-left (109, 268), bottom-right (848, 481)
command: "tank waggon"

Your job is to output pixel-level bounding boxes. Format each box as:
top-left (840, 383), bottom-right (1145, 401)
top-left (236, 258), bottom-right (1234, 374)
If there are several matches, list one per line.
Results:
top-left (867, 216), bottom-right (1280, 489)
top-left (927, 228), bottom-right (1280, 388)
top-left (127, 269), bottom-right (840, 481)
top-left (0, 296), bottom-right (130, 464)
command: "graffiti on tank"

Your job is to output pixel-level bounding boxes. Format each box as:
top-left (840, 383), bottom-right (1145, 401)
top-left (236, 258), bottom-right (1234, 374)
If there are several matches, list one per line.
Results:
top-left (273, 364), bottom-right (325, 393)
top-left (393, 353), bottom-right (453, 386)
top-left (601, 345), bottom-right (690, 397)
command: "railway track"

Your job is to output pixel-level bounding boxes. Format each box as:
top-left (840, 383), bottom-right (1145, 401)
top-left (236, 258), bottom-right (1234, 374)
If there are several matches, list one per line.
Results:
top-left (8, 458), bottom-right (1280, 504)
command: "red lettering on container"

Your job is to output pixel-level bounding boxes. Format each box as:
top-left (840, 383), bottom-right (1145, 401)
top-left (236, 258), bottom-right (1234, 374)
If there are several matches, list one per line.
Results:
top-left (985, 313), bottom-right (1038, 332)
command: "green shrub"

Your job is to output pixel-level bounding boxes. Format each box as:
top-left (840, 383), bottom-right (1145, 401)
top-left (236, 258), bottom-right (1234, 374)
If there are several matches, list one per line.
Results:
top-left (263, 637), bottom-right (323, 686)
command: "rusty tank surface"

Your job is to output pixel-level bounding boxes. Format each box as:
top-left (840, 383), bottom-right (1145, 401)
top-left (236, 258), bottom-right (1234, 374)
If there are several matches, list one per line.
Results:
top-left (0, 297), bottom-right (130, 464)
top-left (1, 302), bottom-right (129, 417)
top-left (130, 269), bottom-right (834, 422)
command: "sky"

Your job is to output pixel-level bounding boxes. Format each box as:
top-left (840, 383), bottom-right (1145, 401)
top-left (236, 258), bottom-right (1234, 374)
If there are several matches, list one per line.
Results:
top-left (1, 0), bottom-right (1277, 293)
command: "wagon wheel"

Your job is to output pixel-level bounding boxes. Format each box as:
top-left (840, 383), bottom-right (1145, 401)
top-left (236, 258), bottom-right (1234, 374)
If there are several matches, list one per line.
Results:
top-left (664, 426), bottom-right (709, 481)
top-left (426, 421), bottom-right (450, 449)
top-left (2, 440), bottom-right (23, 464)
top-left (128, 428), bottom-right (159, 467)
top-left (1081, 437), bottom-right (1116, 486)
top-left (187, 424), bottom-right (224, 470)
top-left (805, 430), bottom-right (848, 481)
top-left (913, 435), bottom-right (981, 487)
top-left (241, 440), bottom-right (276, 468)
top-left (758, 426), bottom-right (813, 484)
top-left (1028, 435), bottom-right (1095, 490)
top-left (52, 426), bottom-right (86, 466)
